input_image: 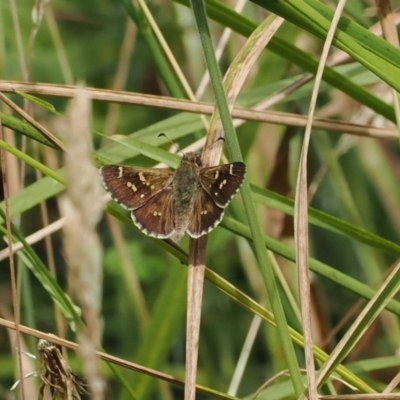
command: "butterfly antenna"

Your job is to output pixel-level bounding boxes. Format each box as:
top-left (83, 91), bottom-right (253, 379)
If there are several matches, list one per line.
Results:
top-left (204, 136), bottom-right (225, 153)
top-left (158, 133), bottom-right (184, 156)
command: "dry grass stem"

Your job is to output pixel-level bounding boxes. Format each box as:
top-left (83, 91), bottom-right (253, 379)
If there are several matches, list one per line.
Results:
top-left (0, 81), bottom-right (396, 140)
top-left (203, 16), bottom-right (285, 166)
top-left (1, 319), bottom-right (229, 397)
top-left (0, 106), bottom-right (26, 399)
top-left (0, 91), bottom-right (65, 151)
top-left (0, 218), bottom-right (66, 261)
top-left (185, 14), bottom-right (286, 400)
top-left (60, 86), bottom-right (105, 399)
top-left (295, 2), bottom-right (348, 399)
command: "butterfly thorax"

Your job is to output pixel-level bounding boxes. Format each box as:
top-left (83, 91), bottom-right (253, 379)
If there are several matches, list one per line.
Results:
top-left (172, 153), bottom-right (202, 239)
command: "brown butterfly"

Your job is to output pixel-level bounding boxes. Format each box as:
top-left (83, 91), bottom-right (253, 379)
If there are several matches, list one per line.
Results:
top-left (100, 152), bottom-right (246, 241)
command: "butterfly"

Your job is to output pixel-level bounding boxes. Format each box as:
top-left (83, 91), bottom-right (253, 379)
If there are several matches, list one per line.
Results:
top-left (100, 152), bottom-right (246, 241)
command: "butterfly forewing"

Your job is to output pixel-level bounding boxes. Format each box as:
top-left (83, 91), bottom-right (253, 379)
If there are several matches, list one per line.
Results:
top-left (187, 188), bottom-right (224, 238)
top-left (131, 188), bottom-right (176, 238)
top-left (100, 165), bottom-right (174, 210)
top-left (199, 162), bottom-right (246, 207)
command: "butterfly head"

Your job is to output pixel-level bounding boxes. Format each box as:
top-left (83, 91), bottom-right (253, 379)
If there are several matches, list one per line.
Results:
top-left (181, 152), bottom-right (202, 168)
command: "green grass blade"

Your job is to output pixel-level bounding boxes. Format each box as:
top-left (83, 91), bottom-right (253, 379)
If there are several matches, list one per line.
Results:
top-left (316, 263), bottom-right (400, 388)
top-left (0, 213), bottom-right (81, 324)
top-left (255, 0), bottom-right (400, 93)
top-left (188, 1), bottom-right (304, 394)
top-left (0, 138), bottom-right (64, 185)
top-left (120, 0), bottom-right (186, 98)
top-left (251, 185), bottom-right (400, 257)
top-left (127, 266), bottom-right (187, 399)
top-left (104, 203), bottom-right (375, 394)
top-left (2, 113), bottom-right (61, 150)
top-left (174, 0), bottom-right (395, 122)
top-left (222, 217), bottom-right (400, 317)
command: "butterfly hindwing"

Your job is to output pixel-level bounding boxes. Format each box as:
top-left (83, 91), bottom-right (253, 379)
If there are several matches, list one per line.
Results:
top-left (131, 188), bottom-right (176, 238)
top-left (199, 162), bottom-right (246, 207)
top-left (186, 188), bottom-right (224, 238)
top-left (100, 165), bottom-right (174, 210)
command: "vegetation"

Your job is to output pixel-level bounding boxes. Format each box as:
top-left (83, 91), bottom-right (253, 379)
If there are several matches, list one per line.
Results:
top-left (1, 0), bottom-right (400, 399)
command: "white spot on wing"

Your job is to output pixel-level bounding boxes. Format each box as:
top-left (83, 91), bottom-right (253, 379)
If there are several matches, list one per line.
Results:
top-left (127, 182), bottom-right (138, 191)
top-left (118, 166), bottom-right (123, 178)
top-left (229, 164), bottom-right (234, 175)
top-left (219, 179), bottom-right (227, 189)
top-left (214, 170), bottom-right (219, 180)
top-left (130, 212), bottom-right (175, 239)
top-left (139, 172), bottom-right (146, 182)
top-left (186, 210), bottom-right (225, 238)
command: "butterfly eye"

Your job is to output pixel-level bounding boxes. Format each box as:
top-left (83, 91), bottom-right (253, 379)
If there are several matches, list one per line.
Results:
top-left (194, 155), bottom-right (202, 167)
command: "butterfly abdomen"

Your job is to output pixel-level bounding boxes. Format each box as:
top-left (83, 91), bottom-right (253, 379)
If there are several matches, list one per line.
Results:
top-left (171, 156), bottom-right (200, 240)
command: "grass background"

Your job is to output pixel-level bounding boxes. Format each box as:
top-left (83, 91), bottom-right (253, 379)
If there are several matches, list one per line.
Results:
top-left (1, 0), bottom-right (400, 399)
